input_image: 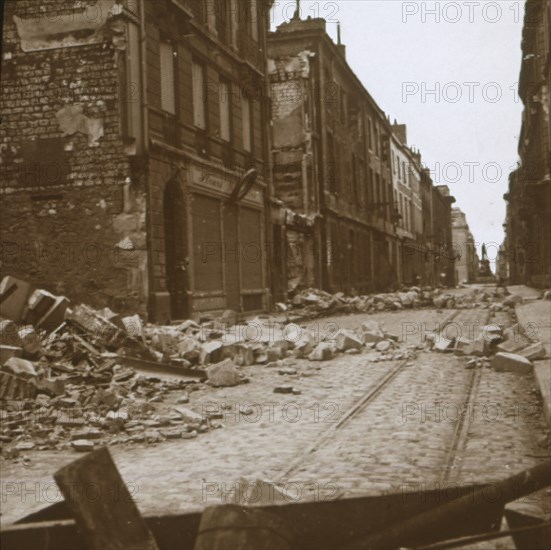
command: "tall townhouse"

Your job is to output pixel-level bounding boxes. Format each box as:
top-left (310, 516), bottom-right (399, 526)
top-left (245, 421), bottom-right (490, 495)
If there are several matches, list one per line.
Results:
top-left (1, 0), bottom-right (279, 321)
top-left (503, 0), bottom-right (550, 288)
top-left (390, 123), bottom-right (426, 286)
top-left (268, 15), bottom-right (397, 294)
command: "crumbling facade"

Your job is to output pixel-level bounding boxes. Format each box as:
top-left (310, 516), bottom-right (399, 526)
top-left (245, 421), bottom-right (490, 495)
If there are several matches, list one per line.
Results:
top-left (1, 0), bottom-right (143, 313)
top-left (503, 0), bottom-right (551, 288)
top-left (1, 0), bottom-right (278, 322)
top-left (268, 16), bottom-right (457, 294)
top-left (268, 17), bottom-right (397, 294)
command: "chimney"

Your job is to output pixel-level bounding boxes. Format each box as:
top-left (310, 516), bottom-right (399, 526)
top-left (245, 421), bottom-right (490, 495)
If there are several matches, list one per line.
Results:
top-left (337, 22), bottom-right (346, 58)
top-left (392, 122), bottom-right (407, 145)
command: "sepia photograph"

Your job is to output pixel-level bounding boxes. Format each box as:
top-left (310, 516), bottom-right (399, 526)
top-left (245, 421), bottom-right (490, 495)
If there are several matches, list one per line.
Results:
top-left (0, 1), bottom-right (550, 548)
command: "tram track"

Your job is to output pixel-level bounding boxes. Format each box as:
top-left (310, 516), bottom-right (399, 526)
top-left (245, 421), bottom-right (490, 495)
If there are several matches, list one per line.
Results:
top-left (439, 308), bottom-right (492, 485)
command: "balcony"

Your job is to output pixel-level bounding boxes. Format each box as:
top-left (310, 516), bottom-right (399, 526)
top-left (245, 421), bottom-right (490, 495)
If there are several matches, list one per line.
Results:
top-left (238, 34), bottom-right (264, 74)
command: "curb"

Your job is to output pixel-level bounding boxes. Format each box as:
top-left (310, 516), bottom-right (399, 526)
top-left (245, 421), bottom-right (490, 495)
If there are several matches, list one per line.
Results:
top-left (515, 302), bottom-right (551, 431)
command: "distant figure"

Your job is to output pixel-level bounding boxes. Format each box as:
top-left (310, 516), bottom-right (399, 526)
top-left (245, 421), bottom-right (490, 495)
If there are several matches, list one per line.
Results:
top-left (496, 274), bottom-right (505, 288)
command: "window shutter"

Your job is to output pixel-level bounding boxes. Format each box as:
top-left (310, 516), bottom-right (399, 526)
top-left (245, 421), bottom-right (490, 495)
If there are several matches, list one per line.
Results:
top-left (242, 95), bottom-right (251, 151)
top-left (192, 62), bottom-right (205, 128)
top-left (219, 80), bottom-right (230, 141)
top-left (160, 42), bottom-right (175, 115)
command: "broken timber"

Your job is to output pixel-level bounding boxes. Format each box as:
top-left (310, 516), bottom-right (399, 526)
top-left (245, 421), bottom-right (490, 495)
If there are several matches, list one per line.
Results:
top-left (53, 447), bottom-right (159, 550)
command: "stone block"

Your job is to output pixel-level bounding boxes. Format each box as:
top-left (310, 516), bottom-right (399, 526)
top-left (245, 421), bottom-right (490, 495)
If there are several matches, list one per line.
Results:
top-left (496, 339), bottom-right (528, 354)
top-left (491, 352), bottom-right (533, 374)
top-left (433, 337), bottom-right (455, 352)
top-left (308, 343), bottom-right (334, 361)
top-left (517, 342), bottom-right (547, 361)
top-left (376, 340), bottom-right (392, 352)
top-left (199, 341), bottom-right (223, 365)
top-left (37, 296), bottom-right (70, 333)
top-left (0, 320), bottom-right (23, 347)
top-left (335, 330), bottom-right (363, 352)
top-left (0, 345), bottom-right (23, 365)
top-left (2, 357), bottom-right (37, 380)
top-left (460, 338), bottom-right (486, 357)
top-left (71, 440), bottom-right (95, 452)
top-left (18, 326), bottom-right (42, 355)
top-left (207, 359), bottom-right (243, 387)
top-left (122, 315), bottom-right (143, 339)
top-left (26, 289), bottom-right (57, 326)
top-left (171, 406), bottom-right (203, 426)
top-left (0, 276), bottom-right (33, 323)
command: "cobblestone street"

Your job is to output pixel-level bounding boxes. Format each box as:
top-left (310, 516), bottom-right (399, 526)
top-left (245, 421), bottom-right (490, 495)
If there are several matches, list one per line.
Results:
top-left (2, 307), bottom-right (549, 529)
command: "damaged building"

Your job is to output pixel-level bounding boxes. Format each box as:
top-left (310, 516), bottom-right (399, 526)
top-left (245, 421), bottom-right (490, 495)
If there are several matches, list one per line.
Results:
top-left (1, 0), bottom-right (280, 322)
top-left (268, 15), bottom-right (454, 293)
top-left (503, 0), bottom-right (551, 288)
top-left (268, 16), bottom-right (398, 293)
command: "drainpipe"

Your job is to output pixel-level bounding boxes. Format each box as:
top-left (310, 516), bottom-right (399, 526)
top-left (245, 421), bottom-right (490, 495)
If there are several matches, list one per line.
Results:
top-left (138, 0), bottom-right (154, 319)
top-left (139, 0), bottom-right (149, 155)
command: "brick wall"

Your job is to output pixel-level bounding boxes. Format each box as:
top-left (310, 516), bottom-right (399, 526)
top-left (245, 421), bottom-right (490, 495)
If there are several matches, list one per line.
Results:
top-left (0, 0), bottom-right (148, 314)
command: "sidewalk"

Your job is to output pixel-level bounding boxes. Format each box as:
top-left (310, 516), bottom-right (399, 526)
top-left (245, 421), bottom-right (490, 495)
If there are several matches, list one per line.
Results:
top-left (515, 289), bottom-right (551, 429)
top-left (507, 285), bottom-right (543, 301)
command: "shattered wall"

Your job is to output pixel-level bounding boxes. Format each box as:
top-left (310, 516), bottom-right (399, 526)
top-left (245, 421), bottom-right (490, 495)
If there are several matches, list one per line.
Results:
top-left (0, 0), bottom-right (148, 315)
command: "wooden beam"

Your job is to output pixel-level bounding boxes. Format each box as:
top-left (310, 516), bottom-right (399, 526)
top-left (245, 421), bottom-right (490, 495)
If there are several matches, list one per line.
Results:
top-left (53, 447), bottom-right (159, 550)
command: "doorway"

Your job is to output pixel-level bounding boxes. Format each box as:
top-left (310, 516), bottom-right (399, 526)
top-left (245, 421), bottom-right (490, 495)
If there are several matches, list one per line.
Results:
top-left (164, 179), bottom-right (189, 320)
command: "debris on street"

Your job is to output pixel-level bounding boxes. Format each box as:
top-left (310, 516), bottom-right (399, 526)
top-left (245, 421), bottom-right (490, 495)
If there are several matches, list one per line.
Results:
top-left (285, 286), bottom-right (525, 317)
top-left (1, 275), bottom-right (547, 460)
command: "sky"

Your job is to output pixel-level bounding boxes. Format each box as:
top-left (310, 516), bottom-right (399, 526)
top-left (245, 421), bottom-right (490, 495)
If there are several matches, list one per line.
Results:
top-left (270, 0), bottom-right (525, 263)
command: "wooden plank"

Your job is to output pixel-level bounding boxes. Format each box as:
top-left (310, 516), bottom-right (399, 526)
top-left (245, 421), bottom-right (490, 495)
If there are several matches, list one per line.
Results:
top-left (53, 447), bottom-right (159, 550)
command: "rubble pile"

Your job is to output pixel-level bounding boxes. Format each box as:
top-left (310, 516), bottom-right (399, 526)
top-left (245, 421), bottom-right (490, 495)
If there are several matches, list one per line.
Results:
top-left (429, 318), bottom-right (547, 374)
top-left (284, 286), bottom-right (524, 317)
top-left (0, 277), bottom-right (213, 456)
top-left (0, 276), bottom-right (419, 457)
